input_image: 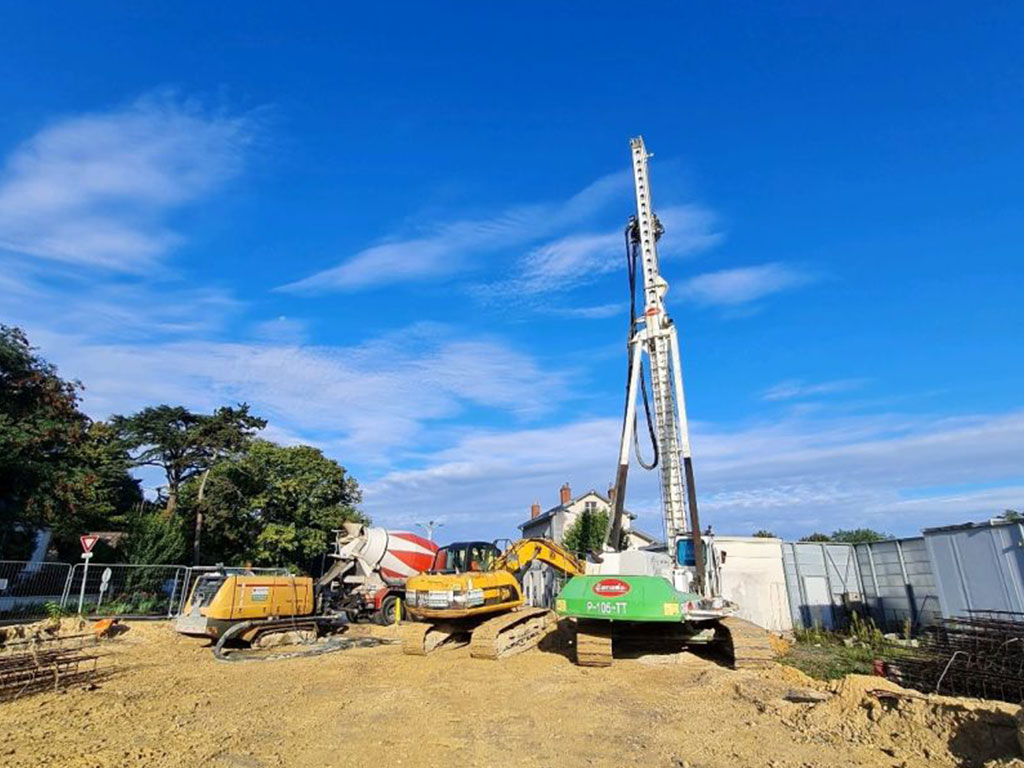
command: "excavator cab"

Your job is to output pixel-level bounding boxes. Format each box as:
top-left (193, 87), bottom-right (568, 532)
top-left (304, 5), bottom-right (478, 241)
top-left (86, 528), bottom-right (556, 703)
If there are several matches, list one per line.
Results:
top-left (427, 541), bottom-right (501, 574)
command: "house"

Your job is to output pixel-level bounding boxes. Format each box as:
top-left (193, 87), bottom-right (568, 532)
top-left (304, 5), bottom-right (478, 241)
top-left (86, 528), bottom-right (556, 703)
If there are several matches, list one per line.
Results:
top-left (518, 483), bottom-right (660, 551)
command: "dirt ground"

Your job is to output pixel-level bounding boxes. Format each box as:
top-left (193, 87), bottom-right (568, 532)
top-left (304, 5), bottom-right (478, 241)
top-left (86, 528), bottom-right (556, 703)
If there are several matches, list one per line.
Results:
top-left (2, 620), bottom-right (1023, 768)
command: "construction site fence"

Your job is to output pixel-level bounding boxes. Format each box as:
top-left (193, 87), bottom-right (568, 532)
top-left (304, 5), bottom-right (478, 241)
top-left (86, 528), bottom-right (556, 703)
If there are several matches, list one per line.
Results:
top-left (61, 563), bottom-right (190, 620)
top-left (0, 561), bottom-right (298, 623)
top-left (0, 560), bottom-right (74, 624)
top-left (780, 539), bottom-right (942, 634)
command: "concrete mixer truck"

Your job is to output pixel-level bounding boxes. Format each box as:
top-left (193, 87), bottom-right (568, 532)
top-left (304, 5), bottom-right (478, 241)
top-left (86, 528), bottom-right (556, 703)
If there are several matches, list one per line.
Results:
top-left (175, 524), bottom-right (437, 651)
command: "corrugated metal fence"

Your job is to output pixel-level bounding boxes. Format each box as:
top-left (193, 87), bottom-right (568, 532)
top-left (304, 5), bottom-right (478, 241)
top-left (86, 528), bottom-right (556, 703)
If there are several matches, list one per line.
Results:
top-left (855, 538), bottom-right (941, 631)
top-left (924, 521), bottom-right (1024, 617)
top-left (782, 521), bottom-right (1024, 632)
top-left (782, 542), bottom-right (863, 630)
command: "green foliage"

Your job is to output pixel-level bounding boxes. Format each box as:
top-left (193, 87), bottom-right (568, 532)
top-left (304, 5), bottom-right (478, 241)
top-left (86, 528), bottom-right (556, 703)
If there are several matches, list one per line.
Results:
top-left (122, 503), bottom-right (187, 565)
top-left (181, 440), bottom-right (367, 571)
top-left (0, 325), bottom-right (140, 558)
top-left (800, 532), bottom-right (832, 542)
top-left (563, 509), bottom-right (621, 555)
top-left (752, 529), bottom-right (777, 538)
top-left (782, 637), bottom-right (878, 680)
top-left (799, 529), bottom-right (891, 544)
top-left (110, 403), bottom-right (266, 516)
top-left (998, 509), bottom-right (1022, 522)
top-left (44, 601), bottom-right (70, 620)
top-left (830, 528), bottom-right (890, 544)
top-left (786, 615), bottom-right (908, 680)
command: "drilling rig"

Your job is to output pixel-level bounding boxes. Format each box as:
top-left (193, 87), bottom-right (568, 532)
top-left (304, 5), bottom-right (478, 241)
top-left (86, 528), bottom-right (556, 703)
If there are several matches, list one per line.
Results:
top-left (554, 137), bottom-right (774, 668)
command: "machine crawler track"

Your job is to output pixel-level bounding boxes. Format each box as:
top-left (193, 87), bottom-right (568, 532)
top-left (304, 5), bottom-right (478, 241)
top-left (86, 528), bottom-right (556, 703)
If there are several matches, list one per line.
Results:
top-left (469, 607), bottom-right (554, 660)
top-left (575, 620), bottom-right (613, 667)
top-left (400, 621), bottom-right (468, 656)
top-left (715, 616), bottom-right (777, 669)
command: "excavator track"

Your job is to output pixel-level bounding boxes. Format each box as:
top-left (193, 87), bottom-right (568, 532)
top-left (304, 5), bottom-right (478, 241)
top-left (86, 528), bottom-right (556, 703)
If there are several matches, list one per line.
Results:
top-left (575, 620), bottom-right (613, 667)
top-left (469, 607), bottom-right (554, 660)
top-left (400, 621), bottom-right (468, 656)
top-left (715, 616), bottom-right (777, 670)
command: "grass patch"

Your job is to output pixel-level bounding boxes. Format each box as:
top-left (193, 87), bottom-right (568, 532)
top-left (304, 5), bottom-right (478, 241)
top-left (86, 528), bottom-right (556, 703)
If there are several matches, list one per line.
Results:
top-left (780, 641), bottom-right (878, 680)
top-left (779, 614), bottom-right (914, 681)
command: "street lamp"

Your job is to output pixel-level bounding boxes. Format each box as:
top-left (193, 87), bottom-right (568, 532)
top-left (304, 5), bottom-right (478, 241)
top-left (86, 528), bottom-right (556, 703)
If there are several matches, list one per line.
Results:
top-left (416, 520), bottom-right (444, 542)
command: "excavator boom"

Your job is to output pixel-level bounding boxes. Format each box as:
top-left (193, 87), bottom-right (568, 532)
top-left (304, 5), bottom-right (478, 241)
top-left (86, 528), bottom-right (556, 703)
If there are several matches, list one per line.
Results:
top-left (495, 538), bottom-right (585, 577)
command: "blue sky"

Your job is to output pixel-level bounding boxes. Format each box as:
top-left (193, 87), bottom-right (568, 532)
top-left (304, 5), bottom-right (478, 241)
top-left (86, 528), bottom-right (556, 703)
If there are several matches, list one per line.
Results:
top-left (1, 3), bottom-right (1022, 541)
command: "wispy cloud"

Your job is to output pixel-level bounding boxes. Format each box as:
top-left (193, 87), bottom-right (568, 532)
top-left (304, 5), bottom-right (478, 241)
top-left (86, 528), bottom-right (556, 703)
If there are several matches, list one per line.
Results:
top-left (477, 204), bottom-right (721, 301)
top-left (279, 171), bottom-right (630, 294)
top-left (679, 262), bottom-right (816, 307)
top-left (0, 92), bottom-right (255, 271)
top-left (761, 378), bottom-right (868, 402)
top-left (31, 323), bottom-right (569, 461)
top-left (552, 303), bottom-right (625, 320)
top-left (361, 408), bottom-right (1024, 538)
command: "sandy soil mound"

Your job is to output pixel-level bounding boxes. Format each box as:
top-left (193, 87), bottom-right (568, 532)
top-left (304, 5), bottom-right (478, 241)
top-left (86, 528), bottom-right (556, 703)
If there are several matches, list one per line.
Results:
top-left (0, 620), bottom-right (1020, 768)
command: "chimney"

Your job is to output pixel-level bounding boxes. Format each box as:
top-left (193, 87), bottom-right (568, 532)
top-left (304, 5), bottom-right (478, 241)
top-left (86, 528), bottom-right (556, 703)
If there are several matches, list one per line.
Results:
top-left (530, 501), bottom-right (541, 519)
top-left (608, 484), bottom-right (616, 506)
top-left (559, 482), bottom-right (572, 505)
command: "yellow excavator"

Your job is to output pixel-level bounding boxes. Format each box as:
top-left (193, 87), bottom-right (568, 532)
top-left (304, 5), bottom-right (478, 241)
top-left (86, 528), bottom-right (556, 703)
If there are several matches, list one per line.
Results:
top-left (401, 538), bottom-right (584, 659)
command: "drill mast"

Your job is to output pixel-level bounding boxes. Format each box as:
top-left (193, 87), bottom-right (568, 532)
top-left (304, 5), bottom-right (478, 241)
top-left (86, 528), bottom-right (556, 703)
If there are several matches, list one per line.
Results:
top-left (607, 137), bottom-right (706, 592)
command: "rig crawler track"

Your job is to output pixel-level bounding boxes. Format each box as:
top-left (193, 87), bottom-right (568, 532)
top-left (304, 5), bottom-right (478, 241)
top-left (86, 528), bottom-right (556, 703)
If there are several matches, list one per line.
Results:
top-left (715, 616), bottom-right (777, 669)
top-left (575, 620), bottom-right (613, 667)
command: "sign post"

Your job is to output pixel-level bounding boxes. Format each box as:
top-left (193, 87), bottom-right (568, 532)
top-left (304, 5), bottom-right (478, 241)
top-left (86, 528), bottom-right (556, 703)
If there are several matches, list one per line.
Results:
top-left (77, 535), bottom-right (99, 615)
top-left (96, 567), bottom-right (112, 611)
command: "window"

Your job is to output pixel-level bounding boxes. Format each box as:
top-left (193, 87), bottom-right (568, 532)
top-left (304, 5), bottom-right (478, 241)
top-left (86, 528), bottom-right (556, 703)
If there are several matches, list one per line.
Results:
top-left (584, 500), bottom-right (597, 514)
top-left (429, 542), bottom-right (501, 573)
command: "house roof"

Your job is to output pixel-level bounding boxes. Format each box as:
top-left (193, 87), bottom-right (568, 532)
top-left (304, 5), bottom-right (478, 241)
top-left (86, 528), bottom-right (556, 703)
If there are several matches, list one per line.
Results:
top-left (518, 490), bottom-right (636, 531)
top-left (625, 527), bottom-right (661, 545)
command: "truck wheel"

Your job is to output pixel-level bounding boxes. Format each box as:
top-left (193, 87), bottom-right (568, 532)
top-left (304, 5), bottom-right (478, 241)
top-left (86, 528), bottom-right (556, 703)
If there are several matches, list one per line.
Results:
top-left (376, 595), bottom-right (398, 626)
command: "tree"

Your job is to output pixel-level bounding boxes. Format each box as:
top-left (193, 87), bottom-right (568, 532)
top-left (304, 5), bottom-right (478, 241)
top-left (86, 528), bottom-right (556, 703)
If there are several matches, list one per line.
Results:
top-left (181, 440), bottom-right (366, 571)
top-left (0, 326), bottom-right (140, 558)
top-left (111, 404), bottom-right (265, 534)
top-left (563, 509), bottom-right (620, 556)
top-left (830, 528), bottom-right (890, 544)
top-left (122, 502), bottom-right (187, 565)
top-left (752, 530), bottom-right (777, 538)
top-left (800, 532), bottom-right (832, 542)
top-left (998, 509), bottom-right (1022, 522)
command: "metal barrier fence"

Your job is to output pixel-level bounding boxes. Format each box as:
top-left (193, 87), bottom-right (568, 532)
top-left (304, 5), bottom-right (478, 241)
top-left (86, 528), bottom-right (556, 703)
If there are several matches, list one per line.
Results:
top-left (855, 538), bottom-right (941, 633)
top-left (0, 561), bottom-right (74, 623)
top-left (60, 563), bottom-right (189, 619)
top-left (782, 542), bottom-right (864, 631)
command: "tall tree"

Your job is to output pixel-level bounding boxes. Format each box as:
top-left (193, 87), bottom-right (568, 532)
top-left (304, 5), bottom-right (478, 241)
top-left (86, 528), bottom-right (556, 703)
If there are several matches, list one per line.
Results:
top-left (0, 325), bottom-right (140, 558)
top-left (180, 439), bottom-right (366, 570)
top-left (110, 404), bottom-right (266, 521)
top-left (563, 509), bottom-right (621, 556)
top-left (830, 528), bottom-right (890, 544)
top-left (752, 529), bottom-right (777, 538)
top-left (799, 532), bottom-right (832, 542)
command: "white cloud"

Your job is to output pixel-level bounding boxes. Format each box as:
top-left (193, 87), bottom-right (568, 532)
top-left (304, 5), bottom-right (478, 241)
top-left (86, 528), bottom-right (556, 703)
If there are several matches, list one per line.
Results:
top-left (0, 92), bottom-right (254, 271)
top-left (679, 262), bottom-right (815, 307)
top-left (478, 204), bottom-right (721, 300)
top-left (29, 324), bottom-right (568, 461)
top-left (761, 378), bottom-right (868, 402)
top-left (278, 171), bottom-right (631, 294)
top-left (552, 303), bottom-right (625, 320)
top-left (359, 408), bottom-right (1024, 540)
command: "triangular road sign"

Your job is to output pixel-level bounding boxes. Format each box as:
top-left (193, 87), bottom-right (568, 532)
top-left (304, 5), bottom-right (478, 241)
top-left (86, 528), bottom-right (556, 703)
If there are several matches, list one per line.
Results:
top-left (80, 534), bottom-right (99, 553)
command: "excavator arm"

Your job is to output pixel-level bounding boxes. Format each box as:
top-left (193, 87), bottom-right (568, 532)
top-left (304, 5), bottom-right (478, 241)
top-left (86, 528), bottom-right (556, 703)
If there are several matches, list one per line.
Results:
top-left (495, 538), bottom-right (585, 577)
